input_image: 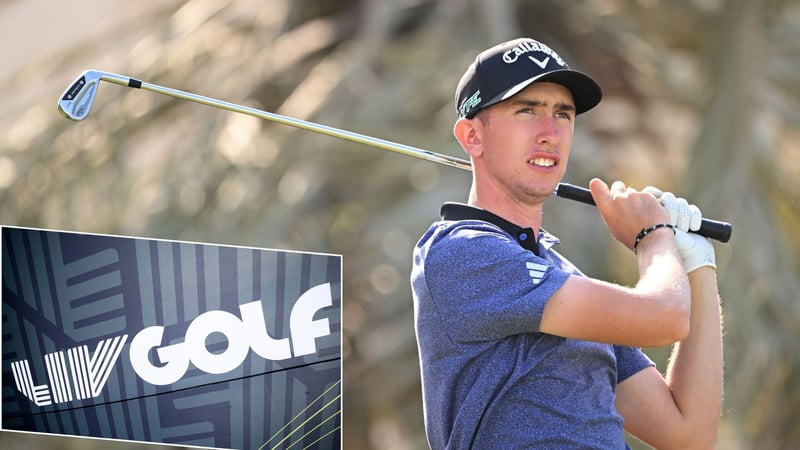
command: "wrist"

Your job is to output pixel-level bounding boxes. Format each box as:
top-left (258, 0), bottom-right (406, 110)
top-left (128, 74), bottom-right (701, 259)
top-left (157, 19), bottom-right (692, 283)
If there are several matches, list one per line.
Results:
top-left (687, 265), bottom-right (716, 277)
top-left (633, 223), bottom-right (676, 255)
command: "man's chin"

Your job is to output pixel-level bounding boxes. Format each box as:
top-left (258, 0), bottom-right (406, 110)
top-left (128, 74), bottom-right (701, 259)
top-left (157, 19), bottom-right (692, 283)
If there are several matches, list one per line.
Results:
top-left (519, 188), bottom-right (554, 206)
top-left (528, 183), bottom-right (558, 201)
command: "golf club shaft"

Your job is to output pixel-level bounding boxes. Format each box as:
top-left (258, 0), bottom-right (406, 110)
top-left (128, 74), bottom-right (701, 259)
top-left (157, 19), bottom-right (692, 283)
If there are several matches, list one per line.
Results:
top-left (63, 71), bottom-right (732, 242)
top-left (95, 73), bottom-right (473, 172)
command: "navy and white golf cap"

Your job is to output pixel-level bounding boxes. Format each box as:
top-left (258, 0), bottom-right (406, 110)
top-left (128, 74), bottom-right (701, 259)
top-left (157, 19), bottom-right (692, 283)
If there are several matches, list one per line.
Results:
top-left (455, 38), bottom-right (603, 119)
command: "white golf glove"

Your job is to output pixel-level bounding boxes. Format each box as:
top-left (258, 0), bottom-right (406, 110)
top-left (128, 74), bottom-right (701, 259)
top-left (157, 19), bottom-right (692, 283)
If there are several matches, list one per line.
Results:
top-left (643, 186), bottom-right (716, 272)
top-left (675, 229), bottom-right (716, 272)
top-left (642, 186), bottom-right (702, 232)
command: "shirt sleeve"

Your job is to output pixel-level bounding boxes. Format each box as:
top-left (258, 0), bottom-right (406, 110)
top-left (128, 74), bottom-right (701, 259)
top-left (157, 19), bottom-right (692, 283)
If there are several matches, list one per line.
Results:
top-left (614, 345), bottom-right (655, 384)
top-left (422, 222), bottom-right (571, 343)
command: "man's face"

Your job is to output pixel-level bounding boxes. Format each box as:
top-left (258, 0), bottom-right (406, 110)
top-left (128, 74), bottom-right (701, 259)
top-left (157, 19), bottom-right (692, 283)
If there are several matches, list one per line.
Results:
top-left (472, 81), bottom-right (576, 206)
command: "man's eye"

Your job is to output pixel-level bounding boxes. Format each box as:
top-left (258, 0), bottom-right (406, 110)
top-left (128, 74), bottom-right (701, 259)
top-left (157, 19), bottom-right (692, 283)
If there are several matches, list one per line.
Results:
top-left (555, 111), bottom-right (573, 120)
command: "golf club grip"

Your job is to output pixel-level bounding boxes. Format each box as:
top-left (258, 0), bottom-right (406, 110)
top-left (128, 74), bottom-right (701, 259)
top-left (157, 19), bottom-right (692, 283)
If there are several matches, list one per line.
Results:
top-left (555, 183), bottom-right (732, 243)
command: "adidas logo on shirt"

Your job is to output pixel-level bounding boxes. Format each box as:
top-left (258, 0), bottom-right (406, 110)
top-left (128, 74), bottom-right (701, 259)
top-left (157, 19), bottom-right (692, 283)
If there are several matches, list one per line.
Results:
top-left (526, 261), bottom-right (547, 285)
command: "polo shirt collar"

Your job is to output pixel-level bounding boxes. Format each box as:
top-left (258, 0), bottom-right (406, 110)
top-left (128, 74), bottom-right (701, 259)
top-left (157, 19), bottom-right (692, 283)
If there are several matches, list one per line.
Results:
top-left (440, 202), bottom-right (561, 255)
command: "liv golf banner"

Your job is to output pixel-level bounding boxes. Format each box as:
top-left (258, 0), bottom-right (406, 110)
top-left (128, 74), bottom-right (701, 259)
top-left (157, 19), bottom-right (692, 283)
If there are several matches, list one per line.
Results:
top-left (1, 226), bottom-right (341, 449)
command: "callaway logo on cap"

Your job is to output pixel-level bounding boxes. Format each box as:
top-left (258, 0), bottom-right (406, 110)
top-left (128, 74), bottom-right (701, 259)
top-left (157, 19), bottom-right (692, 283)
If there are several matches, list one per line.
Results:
top-left (455, 38), bottom-right (603, 119)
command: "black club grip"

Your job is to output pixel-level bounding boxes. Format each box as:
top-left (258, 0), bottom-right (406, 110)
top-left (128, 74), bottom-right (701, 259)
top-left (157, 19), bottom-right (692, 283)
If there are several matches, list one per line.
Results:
top-left (554, 183), bottom-right (732, 243)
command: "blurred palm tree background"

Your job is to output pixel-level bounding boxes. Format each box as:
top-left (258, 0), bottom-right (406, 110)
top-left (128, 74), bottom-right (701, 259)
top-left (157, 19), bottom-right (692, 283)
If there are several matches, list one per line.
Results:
top-left (1, 0), bottom-right (799, 449)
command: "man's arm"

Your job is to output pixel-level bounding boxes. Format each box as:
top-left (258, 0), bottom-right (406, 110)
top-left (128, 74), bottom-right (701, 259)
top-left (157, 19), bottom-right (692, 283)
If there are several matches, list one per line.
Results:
top-left (540, 178), bottom-right (692, 347)
top-left (615, 266), bottom-right (723, 449)
top-left (540, 238), bottom-right (691, 347)
top-left (543, 178), bottom-right (723, 446)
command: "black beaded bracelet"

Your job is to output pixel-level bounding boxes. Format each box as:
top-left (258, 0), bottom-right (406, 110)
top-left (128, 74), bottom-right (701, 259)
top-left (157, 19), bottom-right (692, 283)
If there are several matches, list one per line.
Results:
top-left (633, 223), bottom-right (676, 254)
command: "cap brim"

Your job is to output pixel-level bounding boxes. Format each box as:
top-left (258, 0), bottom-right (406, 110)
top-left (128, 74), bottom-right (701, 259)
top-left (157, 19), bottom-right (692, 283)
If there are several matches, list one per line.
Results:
top-left (483, 69), bottom-right (602, 115)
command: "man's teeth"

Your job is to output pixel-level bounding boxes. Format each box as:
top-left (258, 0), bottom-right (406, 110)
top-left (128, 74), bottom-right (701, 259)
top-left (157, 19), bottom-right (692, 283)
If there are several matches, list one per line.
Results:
top-left (529, 158), bottom-right (555, 167)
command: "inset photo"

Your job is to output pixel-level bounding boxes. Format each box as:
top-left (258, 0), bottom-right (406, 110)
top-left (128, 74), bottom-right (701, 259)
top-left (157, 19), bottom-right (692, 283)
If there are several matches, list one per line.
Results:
top-left (2, 226), bottom-right (342, 450)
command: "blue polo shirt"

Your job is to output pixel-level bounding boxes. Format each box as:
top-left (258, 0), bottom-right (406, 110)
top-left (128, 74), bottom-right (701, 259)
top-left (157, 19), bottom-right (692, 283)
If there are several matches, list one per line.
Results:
top-left (411, 203), bottom-right (653, 449)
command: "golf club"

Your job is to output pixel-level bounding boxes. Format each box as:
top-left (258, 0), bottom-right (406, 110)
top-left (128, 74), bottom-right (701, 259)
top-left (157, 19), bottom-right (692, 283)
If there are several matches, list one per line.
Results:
top-left (57, 69), bottom-right (732, 243)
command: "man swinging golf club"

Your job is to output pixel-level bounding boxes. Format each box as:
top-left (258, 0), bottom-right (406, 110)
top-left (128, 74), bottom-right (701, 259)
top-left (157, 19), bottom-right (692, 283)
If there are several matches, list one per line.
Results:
top-left (55, 35), bottom-right (726, 449)
top-left (411, 38), bottom-right (723, 449)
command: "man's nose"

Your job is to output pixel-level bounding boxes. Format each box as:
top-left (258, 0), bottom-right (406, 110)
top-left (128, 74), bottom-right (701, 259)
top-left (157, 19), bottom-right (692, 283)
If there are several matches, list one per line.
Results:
top-left (535, 117), bottom-right (560, 146)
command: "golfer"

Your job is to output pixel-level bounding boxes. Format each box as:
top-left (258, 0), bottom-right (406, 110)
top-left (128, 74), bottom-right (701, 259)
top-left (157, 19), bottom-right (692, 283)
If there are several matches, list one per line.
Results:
top-left (411, 38), bottom-right (723, 449)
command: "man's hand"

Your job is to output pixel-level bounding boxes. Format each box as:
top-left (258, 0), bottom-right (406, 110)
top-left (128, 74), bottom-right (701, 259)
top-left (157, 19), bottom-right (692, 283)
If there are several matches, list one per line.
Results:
top-left (675, 230), bottom-right (716, 272)
top-left (589, 178), bottom-right (670, 251)
top-left (642, 187), bottom-right (701, 232)
top-left (643, 186), bottom-right (717, 273)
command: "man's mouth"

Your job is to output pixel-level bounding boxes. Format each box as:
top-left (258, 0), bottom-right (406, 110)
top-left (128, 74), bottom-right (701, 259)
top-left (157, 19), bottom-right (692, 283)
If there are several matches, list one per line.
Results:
top-left (528, 157), bottom-right (556, 168)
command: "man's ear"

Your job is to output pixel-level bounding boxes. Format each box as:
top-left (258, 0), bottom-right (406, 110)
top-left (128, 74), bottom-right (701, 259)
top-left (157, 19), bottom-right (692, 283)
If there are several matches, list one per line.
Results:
top-left (453, 117), bottom-right (483, 157)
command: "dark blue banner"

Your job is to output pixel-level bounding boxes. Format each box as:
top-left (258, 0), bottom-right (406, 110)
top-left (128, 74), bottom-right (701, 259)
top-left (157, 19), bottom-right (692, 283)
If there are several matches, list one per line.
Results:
top-left (2, 226), bottom-right (341, 449)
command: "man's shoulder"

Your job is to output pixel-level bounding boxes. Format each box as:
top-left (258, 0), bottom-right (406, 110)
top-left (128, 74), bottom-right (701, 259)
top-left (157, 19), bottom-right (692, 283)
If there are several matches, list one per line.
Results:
top-left (416, 218), bottom-right (516, 260)
top-left (427, 218), bottom-right (513, 243)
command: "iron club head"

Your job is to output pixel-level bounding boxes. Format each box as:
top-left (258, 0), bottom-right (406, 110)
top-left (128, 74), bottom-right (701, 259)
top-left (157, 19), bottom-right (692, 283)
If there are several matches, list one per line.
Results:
top-left (57, 70), bottom-right (103, 121)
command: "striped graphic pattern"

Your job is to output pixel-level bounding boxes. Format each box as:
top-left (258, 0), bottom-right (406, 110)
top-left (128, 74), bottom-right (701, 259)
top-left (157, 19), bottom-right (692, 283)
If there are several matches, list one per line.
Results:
top-left (2, 227), bottom-right (342, 449)
top-left (526, 261), bottom-right (547, 285)
top-left (67, 334), bottom-right (129, 399)
top-left (11, 360), bottom-right (51, 406)
top-left (44, 351), bottom-right (71, 403)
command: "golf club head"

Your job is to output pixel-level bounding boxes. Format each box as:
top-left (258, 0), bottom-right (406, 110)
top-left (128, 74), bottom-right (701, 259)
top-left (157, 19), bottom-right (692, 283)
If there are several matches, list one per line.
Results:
top-left (57, 70), bottom-right (103, 121)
